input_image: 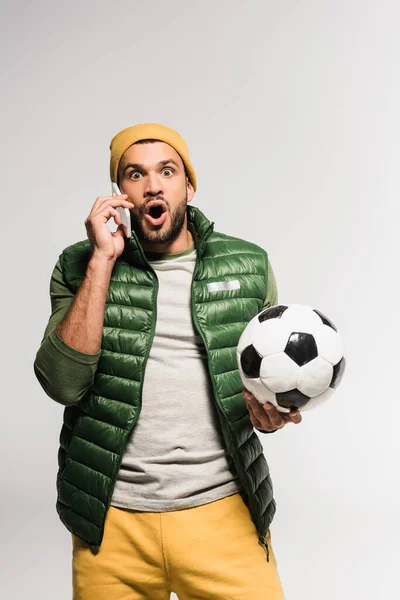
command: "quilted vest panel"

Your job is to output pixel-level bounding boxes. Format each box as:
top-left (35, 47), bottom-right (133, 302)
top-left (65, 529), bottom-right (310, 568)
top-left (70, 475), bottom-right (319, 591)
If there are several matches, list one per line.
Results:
top-left (56, 205), bottom-right (276, 561)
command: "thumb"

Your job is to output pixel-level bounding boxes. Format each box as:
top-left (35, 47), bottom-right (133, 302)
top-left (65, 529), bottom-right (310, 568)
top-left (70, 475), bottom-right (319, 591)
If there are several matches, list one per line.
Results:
top-left (113, 224), bottom-right (125, 238)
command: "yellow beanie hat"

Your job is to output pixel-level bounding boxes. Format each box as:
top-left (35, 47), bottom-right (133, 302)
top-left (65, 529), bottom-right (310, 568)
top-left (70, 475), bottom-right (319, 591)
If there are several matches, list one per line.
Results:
top-left (109, 123), bottom-right (197, 191)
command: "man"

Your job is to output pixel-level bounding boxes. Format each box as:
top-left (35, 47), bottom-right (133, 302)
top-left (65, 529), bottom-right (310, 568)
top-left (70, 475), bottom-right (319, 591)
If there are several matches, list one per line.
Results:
top-left (34, 123), bottom-right (302, 600)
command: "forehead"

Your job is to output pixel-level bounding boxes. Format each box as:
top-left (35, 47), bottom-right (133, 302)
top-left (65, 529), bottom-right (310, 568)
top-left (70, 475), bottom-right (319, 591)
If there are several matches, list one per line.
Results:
top-left (119, 141), bottom-right (183, 169)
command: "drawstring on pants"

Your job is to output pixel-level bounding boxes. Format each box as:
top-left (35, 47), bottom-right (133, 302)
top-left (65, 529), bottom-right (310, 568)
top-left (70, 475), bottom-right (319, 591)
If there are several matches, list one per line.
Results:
top-left (258, 535), bottom-right (270, 562)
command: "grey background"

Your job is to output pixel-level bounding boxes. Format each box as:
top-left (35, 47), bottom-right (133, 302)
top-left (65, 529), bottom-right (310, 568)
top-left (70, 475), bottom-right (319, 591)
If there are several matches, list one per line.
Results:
top-left (1, 0), bottom-right (398, 598)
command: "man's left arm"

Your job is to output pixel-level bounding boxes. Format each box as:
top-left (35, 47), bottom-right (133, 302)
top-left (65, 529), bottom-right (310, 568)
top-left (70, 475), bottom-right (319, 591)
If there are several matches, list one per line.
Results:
top-left (256, 257), bottom-right (279, 433)
top-left (245, 257), bottom-right (302, 433)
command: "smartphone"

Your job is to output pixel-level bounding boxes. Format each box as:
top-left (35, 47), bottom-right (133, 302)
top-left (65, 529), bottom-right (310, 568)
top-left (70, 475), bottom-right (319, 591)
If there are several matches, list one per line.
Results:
top-left (111, 181), bottom-right (132, 238)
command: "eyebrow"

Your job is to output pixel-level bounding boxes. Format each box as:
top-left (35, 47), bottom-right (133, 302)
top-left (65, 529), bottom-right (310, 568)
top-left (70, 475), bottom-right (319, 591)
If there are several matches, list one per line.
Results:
top-left (122, 159), bottom-right (181, 175)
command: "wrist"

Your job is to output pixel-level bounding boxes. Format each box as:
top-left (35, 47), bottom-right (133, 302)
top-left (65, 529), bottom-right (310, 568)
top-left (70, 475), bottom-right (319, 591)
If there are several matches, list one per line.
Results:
top-left (88, 253), bottom-right (116, 272)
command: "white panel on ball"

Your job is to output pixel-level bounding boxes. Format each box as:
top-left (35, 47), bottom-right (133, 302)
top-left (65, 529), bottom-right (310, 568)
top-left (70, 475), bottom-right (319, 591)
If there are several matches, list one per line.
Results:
top-left (280, 304), bottom-right (322, 334)
top-left (299, 386), bottom-right (335, 412)
top-left (313, 325), bottom-right (344, 365)
top-left (297, 357), bottom-right (333, 397)
top-left (260, 353), bottom-right (300, 393)
top-left (252, 319), bottom-right (293, 356)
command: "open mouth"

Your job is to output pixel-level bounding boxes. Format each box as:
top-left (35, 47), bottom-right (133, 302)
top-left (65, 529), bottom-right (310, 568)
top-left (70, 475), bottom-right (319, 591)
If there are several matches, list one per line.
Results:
top-left (144, 201), bottom-right (168, 226)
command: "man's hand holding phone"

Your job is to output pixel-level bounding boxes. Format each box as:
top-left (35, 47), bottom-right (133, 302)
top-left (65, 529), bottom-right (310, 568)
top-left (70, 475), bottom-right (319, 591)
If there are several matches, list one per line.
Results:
top-left (84, 190), bottom-right (134, 263)
top-left (56, 190), bottom-right (134, 355)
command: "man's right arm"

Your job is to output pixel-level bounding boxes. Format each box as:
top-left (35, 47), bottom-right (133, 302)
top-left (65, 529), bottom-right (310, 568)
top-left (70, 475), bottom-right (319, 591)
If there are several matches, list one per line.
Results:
top-left (33, 254), bottom-right (114, 406)
top-left (34, 191), bottom-right (134, 406)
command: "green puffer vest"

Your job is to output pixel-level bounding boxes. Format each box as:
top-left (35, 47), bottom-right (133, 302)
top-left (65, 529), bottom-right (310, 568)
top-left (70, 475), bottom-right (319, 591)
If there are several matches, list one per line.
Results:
top-left (56, 205), bottom-right (276, 561)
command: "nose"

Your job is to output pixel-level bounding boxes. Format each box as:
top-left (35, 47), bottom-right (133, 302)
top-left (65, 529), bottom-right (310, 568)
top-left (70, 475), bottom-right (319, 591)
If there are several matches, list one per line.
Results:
top-left (144, 171), bottom-right (163, 197)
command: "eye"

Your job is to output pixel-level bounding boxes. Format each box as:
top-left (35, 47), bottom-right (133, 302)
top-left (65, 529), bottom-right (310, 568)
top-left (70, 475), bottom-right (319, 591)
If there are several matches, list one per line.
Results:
top-left (129, 171), bottom-right (142, 180)
top-left (162, 168), bottom-right (174, 176)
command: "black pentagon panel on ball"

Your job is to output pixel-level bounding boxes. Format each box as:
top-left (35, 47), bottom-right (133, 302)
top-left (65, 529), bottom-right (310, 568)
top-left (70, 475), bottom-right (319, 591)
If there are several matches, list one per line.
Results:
top-left (258, 305), bottom-right (288, 323)
top-left (240, 345), bottom-right (262, 378)
top-left (276, 389), bottom-right (310, 410)
top-left (284, 332), bottom-right (318, 366)
top-left (313, 308), bottom-right (337, 332)
top-left (330, 356), bottom-right (346, 388)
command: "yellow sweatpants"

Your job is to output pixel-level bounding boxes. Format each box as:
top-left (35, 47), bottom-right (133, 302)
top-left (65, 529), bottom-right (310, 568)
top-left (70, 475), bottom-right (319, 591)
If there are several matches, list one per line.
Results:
top-left (72, 492), bottom-right (286, 599)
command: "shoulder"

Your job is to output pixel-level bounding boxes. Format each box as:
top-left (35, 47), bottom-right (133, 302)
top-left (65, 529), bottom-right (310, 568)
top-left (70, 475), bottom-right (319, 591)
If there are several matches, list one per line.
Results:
top-left (58, 239), bottom-right (92, 268)
top-left (206, 229), bottom-right (269, 261)
top-left (56, 240), bottom-right (92, 287)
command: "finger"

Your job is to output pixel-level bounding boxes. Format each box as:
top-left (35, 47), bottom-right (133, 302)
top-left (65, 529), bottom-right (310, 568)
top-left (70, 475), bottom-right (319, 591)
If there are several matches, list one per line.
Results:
top-left (85, 203), bottom-right (132, 230)
top-left (263, 403), bottom-right (286, 428)
top-left (89, 195), bottom-right (133, 217)
top-left (263, 406), bottom-right (301, 426)
top-left (243, 389), bottom-right (260, 403)
top-left (112, 224), bottom-right (125, 239)
top-left (244, 399), bottom-right (264, 428)
top-left (276, 408), bottom-right (300, 423)
top-left (242, 391), bottom-right (264, 427)
top-left (90, 194), bottom-right (128, 211)
top-left (90, 197), bottom-right (135, 217)
top-left (246, 398), bottom-right (280, 432)
top-left (85, 206), bottom-right (121, 230)
top-left (247, 395), bottom-right (278, 429)
top-left (288, 409), bottom-right (302, 424)
top-left (243, 391), bottom-right (270, 422)
top-left (243, 390), bottom-right (301, 428)
top-left (111, 207), bottom-right (121, 223)
top-left (245, 400), bottom-right (262, 427)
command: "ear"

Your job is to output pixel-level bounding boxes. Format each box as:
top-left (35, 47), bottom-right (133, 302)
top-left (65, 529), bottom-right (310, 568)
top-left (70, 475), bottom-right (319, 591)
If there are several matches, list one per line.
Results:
top-left (186, 178), bottom-right (195, 204)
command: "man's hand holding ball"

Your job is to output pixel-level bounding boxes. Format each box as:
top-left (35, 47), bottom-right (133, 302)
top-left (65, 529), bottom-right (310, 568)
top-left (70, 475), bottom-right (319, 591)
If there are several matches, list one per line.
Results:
top-left (243, 389), bottom-right (302, 432)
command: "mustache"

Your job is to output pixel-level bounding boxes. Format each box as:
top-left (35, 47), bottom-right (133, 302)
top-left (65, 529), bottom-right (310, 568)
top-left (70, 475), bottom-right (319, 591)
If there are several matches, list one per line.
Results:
top-left (138, 197), bottom-right (169, 214)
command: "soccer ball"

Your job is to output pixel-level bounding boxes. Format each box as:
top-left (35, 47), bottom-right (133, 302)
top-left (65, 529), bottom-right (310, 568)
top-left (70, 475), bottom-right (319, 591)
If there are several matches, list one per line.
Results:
top-left (237, 304), bottom-right (346, 413)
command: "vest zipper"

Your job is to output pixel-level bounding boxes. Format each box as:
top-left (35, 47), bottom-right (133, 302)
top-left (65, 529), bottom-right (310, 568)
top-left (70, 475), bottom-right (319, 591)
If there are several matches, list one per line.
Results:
top-left (190, 243), bottom-right (271, 563)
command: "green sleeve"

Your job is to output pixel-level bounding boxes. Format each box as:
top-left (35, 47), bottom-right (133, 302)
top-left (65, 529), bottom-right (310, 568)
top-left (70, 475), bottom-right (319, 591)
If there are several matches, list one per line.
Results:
top-left (262, 258), bottom-right (278, 309)
top-left (33, 257), bottom-right (101, 406)
top-left (257, 257), bottom-right (278, 434)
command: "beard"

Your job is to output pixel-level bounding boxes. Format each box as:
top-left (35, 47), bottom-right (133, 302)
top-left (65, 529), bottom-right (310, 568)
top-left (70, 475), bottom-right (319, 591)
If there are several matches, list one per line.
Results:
top-left (129, 189), bottom-right (188, 245)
